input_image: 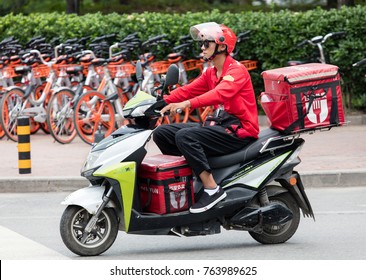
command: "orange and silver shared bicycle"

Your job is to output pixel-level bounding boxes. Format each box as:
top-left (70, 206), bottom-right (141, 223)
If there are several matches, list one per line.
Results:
top-left (0, 49), bottom-right (75, 141)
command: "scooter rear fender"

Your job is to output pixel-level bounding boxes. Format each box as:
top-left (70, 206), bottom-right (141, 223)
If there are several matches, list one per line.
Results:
top-left (61, 185), bottom-right (116, 214)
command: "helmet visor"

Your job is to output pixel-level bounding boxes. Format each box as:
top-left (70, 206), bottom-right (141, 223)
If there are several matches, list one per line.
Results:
top-left (190, 22), bottom-right (223, 42)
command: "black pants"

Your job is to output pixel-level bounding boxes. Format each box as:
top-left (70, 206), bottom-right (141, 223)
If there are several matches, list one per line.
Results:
top-left (153, 123), bottom-right (253, 177)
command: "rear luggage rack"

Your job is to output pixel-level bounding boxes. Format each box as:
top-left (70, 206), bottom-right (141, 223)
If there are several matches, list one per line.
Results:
top-left (260, 134), bottom-right (300, 154)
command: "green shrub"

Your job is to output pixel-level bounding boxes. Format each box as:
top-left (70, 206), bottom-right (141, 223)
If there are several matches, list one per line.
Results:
top-left (1, 6), bottom-right (366, 111)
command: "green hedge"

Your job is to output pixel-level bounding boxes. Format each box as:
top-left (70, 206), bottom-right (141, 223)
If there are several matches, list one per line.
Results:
top-left (1, 6), bottom-right (366, 111)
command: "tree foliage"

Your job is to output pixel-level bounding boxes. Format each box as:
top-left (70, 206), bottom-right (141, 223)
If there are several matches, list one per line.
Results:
top-left (1, 6), bottom-right (365, 110)
top-left (1, 0), bottom-right (360, 16)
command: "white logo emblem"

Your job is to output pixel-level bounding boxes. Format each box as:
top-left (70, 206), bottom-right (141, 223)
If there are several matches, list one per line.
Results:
top-left (306, 91), bottom-right (328, 124)
top-left (169, 183), bottom-right (187, 210)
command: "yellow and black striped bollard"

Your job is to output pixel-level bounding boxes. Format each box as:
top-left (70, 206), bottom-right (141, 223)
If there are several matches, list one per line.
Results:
top-left (17, 116), bottom-right (31, 174)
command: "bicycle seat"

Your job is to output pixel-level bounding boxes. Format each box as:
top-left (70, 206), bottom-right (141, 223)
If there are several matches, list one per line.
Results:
top-left (10, 55), bottom-right (21, 64)
top-left (167, 53), bottom-right (184, 62)
top-left (56, 55), bottom-right (70, 64)
top-left (80, 55), bottom-right (94, 63)
top-left (208, 128), bottom-right (282, 169)
top-left (14, 66), bottom-right (32, 75)
top-left (66, 66), bottom-right (84, 75)
top-left (92, 58), bottom-right (106, 66)
top-left (287, 60), bottom-right (306, 66)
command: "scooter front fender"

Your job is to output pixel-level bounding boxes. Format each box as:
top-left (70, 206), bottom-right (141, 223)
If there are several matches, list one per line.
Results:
top-left (61, 185), bottom-right (116, 214)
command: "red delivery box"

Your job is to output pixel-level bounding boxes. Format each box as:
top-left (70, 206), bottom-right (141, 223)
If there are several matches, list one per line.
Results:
top-left (260, 63), bottom-right (345, 134)
top-left (138, 155), bottom-right (195, 214)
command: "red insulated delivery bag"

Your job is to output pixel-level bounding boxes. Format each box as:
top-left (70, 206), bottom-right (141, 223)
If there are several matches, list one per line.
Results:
top-left (260, 63), bottom-right (345, 134)
top-left (138, 155), bottom-right (195, 214)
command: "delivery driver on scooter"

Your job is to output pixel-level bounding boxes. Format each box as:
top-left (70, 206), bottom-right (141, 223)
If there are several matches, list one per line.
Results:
top-left (154, 22), bottom-right (259, 213)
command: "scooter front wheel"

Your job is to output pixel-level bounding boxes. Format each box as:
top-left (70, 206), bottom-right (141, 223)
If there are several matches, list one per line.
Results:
top-left (60, 205), bottom-right (119, 256)
top-left (249, 192), bottom-right (300, 244)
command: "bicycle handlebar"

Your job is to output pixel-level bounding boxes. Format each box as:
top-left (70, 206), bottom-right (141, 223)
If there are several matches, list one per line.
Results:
top-left (82, 50), bottom-right (97, 58)
top-left (237, 31), bottom-right (251, 42)
top-left (329, 31), bottom-right (346, 38)
top-left (30, 49), bottom-right (54, 67)
top-left (54, 43), bottom-right (64, 58)
top-left (353, 58), bottom-right (366, 67)
top-left (141, 34), bottom-right (167, 49)
top-left (296, 31), bottom-right (346, 48)
top-left (173, 42), bottom-right (191, 52)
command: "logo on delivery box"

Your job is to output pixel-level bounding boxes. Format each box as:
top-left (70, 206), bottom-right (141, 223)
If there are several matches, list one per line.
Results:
top-left (305, 90), bottom-right (329, 124)
top-left (169, 183), bottom-right (187, 210)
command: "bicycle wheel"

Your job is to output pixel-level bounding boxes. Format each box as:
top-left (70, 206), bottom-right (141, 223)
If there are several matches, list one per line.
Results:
top-left (47, 89), bottom-right (77, 144)
top-left (30, 118), bottom-right (41, 135)
top-left (34, 82), bottom-right (51, 134)
top-left (155, 115), bottom-right (172, 127)
top-left (115, 86), bottom-right (131, 128)
top-left (0, 91), bottom-right (4, 139)
top-left (170, 108), bottom-right (190, 123)
top-left (0, 123), bottom-right (5, 139)
top-left (0, 88), bottom-right (25, 142)
top-left (74, 91), bottom-right (115, 145)
top-left (188, 106), bottom-right (214, 123)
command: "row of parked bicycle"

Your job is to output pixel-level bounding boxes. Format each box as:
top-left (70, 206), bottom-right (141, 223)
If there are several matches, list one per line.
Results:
top-left (1, 31), bottom-right (365, 145)
top-left (0, 32), bottom-right (257, 145)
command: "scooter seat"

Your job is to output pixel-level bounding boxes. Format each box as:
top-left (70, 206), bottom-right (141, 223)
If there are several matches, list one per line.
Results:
top-left (208, 128), bottom-right (281, 169)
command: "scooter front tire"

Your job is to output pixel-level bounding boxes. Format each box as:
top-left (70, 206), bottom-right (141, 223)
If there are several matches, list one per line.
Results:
top-left (60, 205), bottom-right (119, 256)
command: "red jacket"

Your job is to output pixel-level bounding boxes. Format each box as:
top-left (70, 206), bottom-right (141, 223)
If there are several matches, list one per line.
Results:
top-left (164, 55), bottom-right (259, 139)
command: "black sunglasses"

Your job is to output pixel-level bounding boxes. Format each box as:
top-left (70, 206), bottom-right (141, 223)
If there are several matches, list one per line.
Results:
top-left (200, 40), bottom-right (215, 49)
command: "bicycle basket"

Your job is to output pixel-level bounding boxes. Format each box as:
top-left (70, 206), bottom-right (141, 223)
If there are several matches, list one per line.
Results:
top-left (1, 66), bottom-right (21, 78)
top-left (183, 59), bottom-right (200, 71)
top-left (150, 61), bottom-right (171, 74)
top-left (108, 63), bottom-right (136, 78)
top-left (240, 60), bottom-right (258, 71)
top-left (33, 65), bottom-right (51, 78)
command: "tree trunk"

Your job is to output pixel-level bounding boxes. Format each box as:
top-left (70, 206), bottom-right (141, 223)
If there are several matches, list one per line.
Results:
top-left (338, 0), bottom-right (355, 8)
top-left (66, 0), bottom-right (80, 14)
top-left (327, 0), bottom-right (355, 9)
top-left (326, 0), bottom-right (338, 9)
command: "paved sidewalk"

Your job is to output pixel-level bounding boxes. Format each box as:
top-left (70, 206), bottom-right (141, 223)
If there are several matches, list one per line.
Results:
top-left (0, 119), bottom-right (365, 192)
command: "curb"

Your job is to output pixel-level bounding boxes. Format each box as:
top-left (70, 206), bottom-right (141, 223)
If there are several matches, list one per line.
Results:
top-left (1, 170), bottom-right (365, 193)
top-left (301, 169), bottom-right (366, 188)
top-left (0, 176), bottom-right (89, 193)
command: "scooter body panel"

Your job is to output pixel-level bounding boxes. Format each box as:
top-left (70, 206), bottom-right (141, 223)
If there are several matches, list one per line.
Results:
top-left (127, 186), bottom-right (258, 234)
top-left (82, 129), bottom-right (153, 175)
top-left (93, 161), bottom-right (136, 232)
top-left (61, 185), bottom-right (111, 214)
top-left (223, 151), bottom-right (291, 189)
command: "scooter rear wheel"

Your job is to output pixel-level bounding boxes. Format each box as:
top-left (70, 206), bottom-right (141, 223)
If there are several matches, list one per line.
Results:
top-left (60, 205), bottom-right (119, 256)
top-left (249, 192), bottom-right (300, 244)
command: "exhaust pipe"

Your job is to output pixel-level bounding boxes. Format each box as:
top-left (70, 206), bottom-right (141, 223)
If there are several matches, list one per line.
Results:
top-left (230, 203), bottom-right (293, 227)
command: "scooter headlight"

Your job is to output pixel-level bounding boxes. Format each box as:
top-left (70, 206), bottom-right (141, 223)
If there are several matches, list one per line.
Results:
top-left (81, 149), bottom-right (104, 174)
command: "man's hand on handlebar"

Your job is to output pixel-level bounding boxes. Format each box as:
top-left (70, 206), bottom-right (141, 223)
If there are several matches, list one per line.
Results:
top-left (160, 100), bottom-right (191, 116)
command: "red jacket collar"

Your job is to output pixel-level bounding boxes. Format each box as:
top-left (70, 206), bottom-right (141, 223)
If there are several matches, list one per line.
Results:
top-left (213, 55), bottom-right (235, 79)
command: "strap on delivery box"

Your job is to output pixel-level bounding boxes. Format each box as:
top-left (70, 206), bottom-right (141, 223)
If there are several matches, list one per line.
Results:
top-left (284, 80), bottom-right (340, 134)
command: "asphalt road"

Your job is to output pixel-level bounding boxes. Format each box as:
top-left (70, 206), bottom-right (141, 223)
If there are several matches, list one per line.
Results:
top-left (0, 186), bottom-right (366, 260)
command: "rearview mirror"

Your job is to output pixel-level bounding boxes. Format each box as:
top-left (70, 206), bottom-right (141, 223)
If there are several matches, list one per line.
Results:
top-left (162, 64), bottom-right (179, 92)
